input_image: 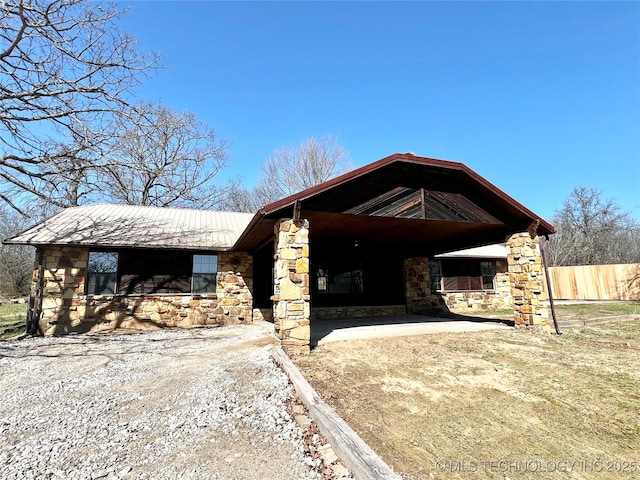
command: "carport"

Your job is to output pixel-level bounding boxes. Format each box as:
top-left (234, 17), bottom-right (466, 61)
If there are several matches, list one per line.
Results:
top-left (234, 153), bottom-right (555, 354)
top-left (310, 314), bottom-right (512, 345)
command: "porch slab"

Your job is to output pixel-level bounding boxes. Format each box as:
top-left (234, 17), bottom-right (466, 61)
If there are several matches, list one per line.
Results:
top-left (311, 314), bottom-right (511, 345)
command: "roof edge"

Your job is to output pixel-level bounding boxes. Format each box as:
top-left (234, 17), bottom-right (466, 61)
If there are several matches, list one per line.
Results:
top-left (260, 152), bottom-right (468, 215)
top-left (230, 210), bottom-right (267, 251)
top-left (258, 152), bottom-right (554, 234)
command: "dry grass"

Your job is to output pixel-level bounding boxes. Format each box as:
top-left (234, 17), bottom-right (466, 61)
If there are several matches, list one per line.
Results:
top-left (554, 301), bottom-right (640, 320)
top-left (0, 303), bottom-right (26, 339)
top-left (295, 319), bottom-right (640, 479)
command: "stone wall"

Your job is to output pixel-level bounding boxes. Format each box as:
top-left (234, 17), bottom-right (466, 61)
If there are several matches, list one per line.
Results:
top-left (311, 305), bottom-right (407, 320)
top-left (430, 260), bottom-right (511, 314)
top-left (506, 231), bottom-right (550, 331)
top-left (38, 246), bottom-right (88, 335)
top-left (272, 219), bottom-right (310, 355)
top-left (34, 246), bottom-right (253, 336)
top-left (404, 257), bottom-right (432, 314)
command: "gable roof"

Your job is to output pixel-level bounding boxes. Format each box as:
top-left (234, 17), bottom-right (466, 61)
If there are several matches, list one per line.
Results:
top-left (3, 204), bottom-right (254, 251)
top-left (234, 152), bottom-right (554, 253)
top-left (4, 153), bottom-right (554, 254)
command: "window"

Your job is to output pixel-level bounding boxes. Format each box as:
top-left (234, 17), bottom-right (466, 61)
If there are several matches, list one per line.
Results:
top-left (429, 260), bottom-right (442, 292)
top-left (87, 251), bottom-right (118, 295)
top-left (192, 254), bottom-right (218, 293)
top-left (429, 259), bottom-right (496, 292)
top-left (118, 250), bottom-right (191, 294)
top-left (480, 261), bottom-right (495, 290)
top-left (86, 249), bottom-right (219, 295)
top-left (316, 262), bottom-right (363, 294)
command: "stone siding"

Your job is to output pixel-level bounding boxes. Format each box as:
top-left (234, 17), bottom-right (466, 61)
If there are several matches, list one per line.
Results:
top-left (35, 246), bottom-right (253, 335)
top-left (404, 257), bottom-right (432, 314)
top-left (311, 305), bottom-right (407, 320)
top-left (253, 307), bottom-right (273, 322)
top-left (506, 231), bottom-right (550, 331)
top-left (272, 219), bottom-right (310, 355)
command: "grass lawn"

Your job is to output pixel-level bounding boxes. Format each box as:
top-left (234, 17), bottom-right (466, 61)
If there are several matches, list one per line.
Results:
top-left (466, 301), bottom-right (640, 321)
top-left (295, 319), bottom-right (640, 479)
top-left (554, 301), bottom-right (640, 320)
top-left (0, 303), bottom-right (26, 339)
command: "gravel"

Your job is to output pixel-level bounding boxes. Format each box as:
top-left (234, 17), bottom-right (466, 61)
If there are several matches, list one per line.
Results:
top-left (0, 322), bottom-right (322, 480)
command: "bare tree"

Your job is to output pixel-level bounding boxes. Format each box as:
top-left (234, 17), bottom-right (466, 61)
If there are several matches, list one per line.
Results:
top-left (253, 135), bottom-right (352, 206)
top-left (30, 134), bottom-right (103, 211)
top-left (100, 102), bottom-right (234, 210)
top-left (220, 184), bottom-right (259, 213)
top-left (548, 187), bottom-right (640, 266)
top-left (0, 207), bottom-right (34, 296)
top-left (0, 0), bottom-right (157, 213)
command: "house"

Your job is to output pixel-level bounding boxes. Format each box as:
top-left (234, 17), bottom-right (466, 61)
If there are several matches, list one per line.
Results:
top-left (4, 153), bottom-right (555, 353)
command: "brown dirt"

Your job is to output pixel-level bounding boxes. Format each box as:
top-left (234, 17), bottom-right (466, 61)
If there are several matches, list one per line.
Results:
top-left (294, 319), bottom-right (640, 480)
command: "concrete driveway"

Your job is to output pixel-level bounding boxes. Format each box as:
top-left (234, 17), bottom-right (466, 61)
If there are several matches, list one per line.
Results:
top-left (311, 314), bottom-right (512, 345)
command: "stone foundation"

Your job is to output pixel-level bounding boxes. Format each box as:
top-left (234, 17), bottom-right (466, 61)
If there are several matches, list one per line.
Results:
top-left (253, 307), bottom-right (273, 322)
top-left (34, 246), bottom-right (253, 336)
top-left (311, 305), bottom-right (407, 319)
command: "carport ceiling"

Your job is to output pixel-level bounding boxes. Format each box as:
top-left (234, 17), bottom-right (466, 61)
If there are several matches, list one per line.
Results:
top-left (233, 153), bottom-right (555, 254)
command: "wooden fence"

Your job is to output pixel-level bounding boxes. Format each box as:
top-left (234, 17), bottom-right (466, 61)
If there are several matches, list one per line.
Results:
top-left (546, 264), bottom-right (640, 301)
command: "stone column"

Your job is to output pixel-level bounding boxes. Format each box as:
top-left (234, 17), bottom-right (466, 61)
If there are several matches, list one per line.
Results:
top-left (272, 219), bottom-right (310, 355)
top-left (506, 231), bottom-right (550, 331)
top-left (40, 246), bottom-right (88, 335)
top-left (216, 251), bottom-right (254, 325)
top-left (404, 257), bottom-right (432, 315)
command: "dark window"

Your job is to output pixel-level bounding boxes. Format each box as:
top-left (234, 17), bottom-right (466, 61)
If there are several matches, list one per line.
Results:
top-left (192, 254), bottom-right (218, 293)
top-left (118, 250), bottom-right (192, 294)
top-left (480, 261), bottom-right (495, 290)
top-left (317, 262), bottom-right (363, 294)
top-left (87, 252), bottom-right (118, 295)
top-left (429, 259), bottom-right (496, 292)
top-left (87, 249), bottom-right (218, 295)
top-left (429, 260), bottom-right (442, 292)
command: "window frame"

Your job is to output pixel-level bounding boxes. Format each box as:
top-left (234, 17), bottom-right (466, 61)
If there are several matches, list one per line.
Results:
top-left (86, 251), bottom-right (119, 295)
top-left (429, 260), bottom-right (443, 292)
top-left (480, 260), bottom-right (496, 290)
top-left (192, 254), bottom-right (218, 294)
top-left (429, 259), bottom-right (496, 293)
top-left (85, 249), bottom-right (219, 296)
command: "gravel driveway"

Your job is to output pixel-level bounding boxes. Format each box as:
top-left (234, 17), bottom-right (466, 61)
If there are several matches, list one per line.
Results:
top-left (0, 322), bottom-right (320, 480)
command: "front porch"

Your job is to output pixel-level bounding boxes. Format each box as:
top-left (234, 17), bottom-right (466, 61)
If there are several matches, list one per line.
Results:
top-left (235, 153), bottom-right (555, 354)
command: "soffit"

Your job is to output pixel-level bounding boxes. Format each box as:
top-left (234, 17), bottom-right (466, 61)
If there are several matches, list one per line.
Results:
top-left (233, 153), bottom-right (554, 253)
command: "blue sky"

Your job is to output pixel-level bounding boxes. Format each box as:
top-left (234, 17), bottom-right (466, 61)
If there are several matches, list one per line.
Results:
top-left (117, 1), bottom-right (640, 221)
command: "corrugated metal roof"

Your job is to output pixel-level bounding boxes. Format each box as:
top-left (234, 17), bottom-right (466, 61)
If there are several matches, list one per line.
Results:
top-left (4, 204), bottom-right (254, 251)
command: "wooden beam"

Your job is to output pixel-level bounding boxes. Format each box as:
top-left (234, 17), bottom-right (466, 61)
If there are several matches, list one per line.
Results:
top-left (292, 199), bottom-right (302, 221)
top-left (272, 347), bottom-right (402, 480)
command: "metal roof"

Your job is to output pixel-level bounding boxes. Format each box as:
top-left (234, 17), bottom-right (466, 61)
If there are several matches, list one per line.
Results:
top-left (3, 204), bottom-right (254, 251)
top-left (435, 244), bottom-right (508, 259)
top-left (233, 153), bottom-right (555, 253)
